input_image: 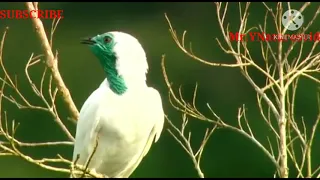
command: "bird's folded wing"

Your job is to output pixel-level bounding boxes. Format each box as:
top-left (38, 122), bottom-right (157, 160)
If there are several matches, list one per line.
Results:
top-left (72, 88), bottom-right (104, 163)
top-left (118, 118), bottom-right (164, 178)
top-left (118, 88), bottom-right (164, 178)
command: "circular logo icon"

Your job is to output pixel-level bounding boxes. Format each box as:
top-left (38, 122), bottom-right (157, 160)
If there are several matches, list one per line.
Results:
top-left (282, 9), bottom-right (304, 31)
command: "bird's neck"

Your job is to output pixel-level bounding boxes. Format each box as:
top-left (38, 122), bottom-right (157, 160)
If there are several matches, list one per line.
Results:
top-left (93, 49), bottom-right (147, 95)
top-left (104, 67), bottom-right (127, 95)
top-left (98, 53), bottom-right (127, 95)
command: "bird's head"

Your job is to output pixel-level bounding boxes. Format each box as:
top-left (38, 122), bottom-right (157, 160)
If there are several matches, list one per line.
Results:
top-left (81, 31), bottom-right (149, 95)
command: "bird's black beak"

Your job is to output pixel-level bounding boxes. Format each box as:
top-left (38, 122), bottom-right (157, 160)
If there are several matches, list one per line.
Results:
top-left (80, 37), bottom-right (96, 45)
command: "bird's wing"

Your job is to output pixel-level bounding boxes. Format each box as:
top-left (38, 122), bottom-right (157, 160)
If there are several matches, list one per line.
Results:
top-left (151, 89), bottom-right (165, 144)
top-left (141, 87), bottom-right (164, 155)
top-left (118, 87), bottom-right (164, 178)
top-left (72, 88), bottom-right (103, 164)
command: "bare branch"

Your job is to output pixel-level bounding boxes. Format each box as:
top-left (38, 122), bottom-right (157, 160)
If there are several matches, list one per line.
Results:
top-left (0, 3), bottom-right (82, 177)
top-left (25, 2), bottom-right (79, 122)
top-left (166, 114), bottom-right (215, 178)
top-left (164, 2), bottom-right (320, 178)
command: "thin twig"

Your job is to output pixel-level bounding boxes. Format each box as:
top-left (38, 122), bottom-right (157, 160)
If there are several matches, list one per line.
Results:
top-left (25, 2), bottom-right (79, 121)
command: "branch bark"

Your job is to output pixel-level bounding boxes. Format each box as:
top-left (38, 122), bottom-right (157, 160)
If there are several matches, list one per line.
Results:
top-left (25, 2), bottom-right (79, 121)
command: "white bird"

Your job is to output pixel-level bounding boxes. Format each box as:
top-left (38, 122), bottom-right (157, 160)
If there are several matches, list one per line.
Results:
top-left (72, 31), bottom-right (165, 178)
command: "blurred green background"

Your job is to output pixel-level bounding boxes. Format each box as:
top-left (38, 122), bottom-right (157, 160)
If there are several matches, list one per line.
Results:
top-left (0, 2), bottom-right (319, 178)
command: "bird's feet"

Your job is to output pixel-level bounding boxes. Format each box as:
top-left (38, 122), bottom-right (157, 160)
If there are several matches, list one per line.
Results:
top-left (89, 168), bottom-right (107, 178)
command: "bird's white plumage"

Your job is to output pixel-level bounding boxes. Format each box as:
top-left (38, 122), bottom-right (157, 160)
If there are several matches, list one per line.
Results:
top-left (112, 31), bottom-right (149, 87)
top-left (72, 32), bottom-right (164, 178)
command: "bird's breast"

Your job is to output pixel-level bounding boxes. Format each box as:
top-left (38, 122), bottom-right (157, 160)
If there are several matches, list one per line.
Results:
top-left (98, 89), bottom-right (154, 145)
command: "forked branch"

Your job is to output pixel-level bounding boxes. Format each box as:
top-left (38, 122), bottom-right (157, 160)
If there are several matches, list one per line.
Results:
top-left (0, 2), bottom-right (102, 178)
top-left (163, 2), bottom-right (320, 178)
top-left (25, 2), bottom-right (79, 122)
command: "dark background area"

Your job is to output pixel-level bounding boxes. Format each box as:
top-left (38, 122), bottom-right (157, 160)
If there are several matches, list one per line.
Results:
top-left (0, 2), bottom-right (319, 178)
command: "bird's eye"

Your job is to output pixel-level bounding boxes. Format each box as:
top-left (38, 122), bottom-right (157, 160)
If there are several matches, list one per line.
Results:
top-left (104, 36), bottom-right (112, 43)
